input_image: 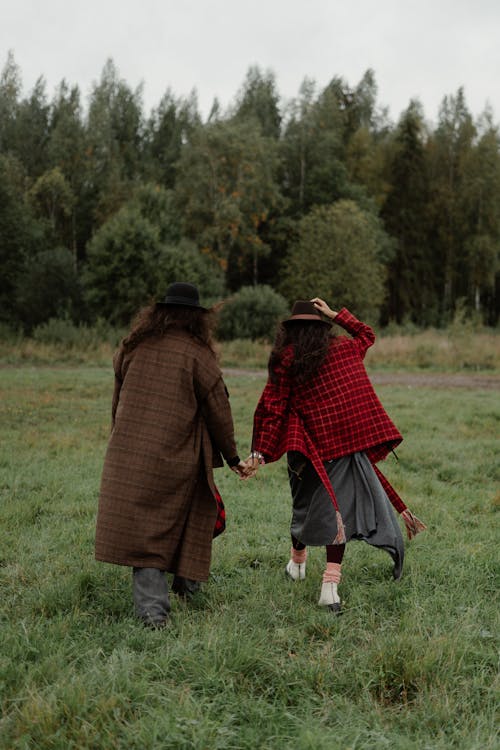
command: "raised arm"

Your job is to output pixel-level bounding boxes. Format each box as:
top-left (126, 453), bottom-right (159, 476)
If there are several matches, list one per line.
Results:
top-left (311, 298), bottom-right (375, 357)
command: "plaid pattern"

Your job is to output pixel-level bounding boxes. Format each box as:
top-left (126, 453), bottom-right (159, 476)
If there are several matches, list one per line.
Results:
top-left (95, 331), bottom-right (237, 581)
top-left (213, 486), bottom-right (226, 538)
top-left (252, 308), bottom-right (407, 514)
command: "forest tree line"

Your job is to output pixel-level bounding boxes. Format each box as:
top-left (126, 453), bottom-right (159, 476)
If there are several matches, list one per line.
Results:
top-left (1, 51), bottom-right (499, 332)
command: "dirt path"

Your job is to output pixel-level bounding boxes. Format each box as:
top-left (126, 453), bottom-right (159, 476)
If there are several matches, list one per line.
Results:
top-left (0, 362), bottom-right (497, 389)
top-left (222, 368), bottom-right (500, 389)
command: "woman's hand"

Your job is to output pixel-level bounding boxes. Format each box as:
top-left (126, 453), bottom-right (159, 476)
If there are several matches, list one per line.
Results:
top-left (232, 459), bottom-right (257, 480)
top-left (236, 451), bottom-right (265, 480)
top-left (311, 297), bottom-right (338, 320)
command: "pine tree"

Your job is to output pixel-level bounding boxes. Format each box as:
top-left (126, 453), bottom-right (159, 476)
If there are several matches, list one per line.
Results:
top-left (427, 89), bottom-right (476, 319)
top-left (233, 66), bottom-right (282, 139)
top-left (381, 101), bottom-right (434, 323)
top-left (461, 113), bottom-right (500, 322)
top-left (144, 89), bottom-right (200, 188)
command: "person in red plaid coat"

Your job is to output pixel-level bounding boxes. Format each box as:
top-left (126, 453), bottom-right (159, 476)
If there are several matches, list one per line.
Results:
top-left (250, 298), bottom-right (425, 614)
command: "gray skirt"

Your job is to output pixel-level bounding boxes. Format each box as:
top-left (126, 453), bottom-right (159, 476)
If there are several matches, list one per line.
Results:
top-left (287, 451), bottom-right (404, 579)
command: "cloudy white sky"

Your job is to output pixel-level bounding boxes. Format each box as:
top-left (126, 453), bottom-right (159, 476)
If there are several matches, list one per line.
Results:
top-left (2, 0), bottom-right (499, 124)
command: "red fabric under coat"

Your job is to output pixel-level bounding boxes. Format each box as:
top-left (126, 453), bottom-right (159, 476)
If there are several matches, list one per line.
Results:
top-left (252, 308), bottom-right (407, 514)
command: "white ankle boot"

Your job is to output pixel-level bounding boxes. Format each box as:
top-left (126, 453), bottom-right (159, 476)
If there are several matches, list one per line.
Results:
top-left (318, 582), bottom-right (341, 613)
top-left (285, 559), bottom-right (306, 581)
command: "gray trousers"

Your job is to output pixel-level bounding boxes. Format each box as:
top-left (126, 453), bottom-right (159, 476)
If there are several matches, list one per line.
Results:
top-left (132, 568), bottom-right (171, 626)
top-left (132, 568), bottom-right (201, 626)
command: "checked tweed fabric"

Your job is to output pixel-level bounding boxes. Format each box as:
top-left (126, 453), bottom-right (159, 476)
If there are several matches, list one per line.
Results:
top-left (252, 308), bottom-right (407, 514)
top-left (95, 330), bottom-right (238, 581)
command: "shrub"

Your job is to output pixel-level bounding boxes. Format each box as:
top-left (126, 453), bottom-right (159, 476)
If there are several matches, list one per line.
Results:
top-left (130, 183), bottom-right (182, 245)
top-left (157, 240), bottom-right (225, 304)
top-left (32, 316), bottom-right (81, 347)
top-left (84, 204), bottom-right (226, 325)
top-left (0, 322), bottom-right (23, 343)
top-left (14, 247), bottom-right (82, 331)
top-left (280, 200), bottom-right (391, 322)
top-left (217, 285), bottom-right (288, 341)
top-left (32, 317), bottom-right (122, 350)
top-left (83, 206), bottom-right (164, 326)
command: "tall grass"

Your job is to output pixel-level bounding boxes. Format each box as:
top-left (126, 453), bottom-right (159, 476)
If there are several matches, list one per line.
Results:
top-left (0, 367), bottom-right (498, 748)
top-left (0, 317), bottom-right (498, 370)
top-left (220, 326), bottom-right (500, 371)
top-left (0, 319), bottom-right (123, 366)
top-left (369, 326), bottom-right (500, 370)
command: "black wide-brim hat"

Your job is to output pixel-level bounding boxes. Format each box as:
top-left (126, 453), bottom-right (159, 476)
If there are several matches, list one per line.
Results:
top-left (157, 282), bottom-right (208, 311)
top-left (283, 300), bottom-right (331, 326)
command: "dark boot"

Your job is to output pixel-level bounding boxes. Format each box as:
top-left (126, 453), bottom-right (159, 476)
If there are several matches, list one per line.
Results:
top-left (132, 568), bottom-right (171, 628)
top-left (171, 576), bottom-right (201, 600)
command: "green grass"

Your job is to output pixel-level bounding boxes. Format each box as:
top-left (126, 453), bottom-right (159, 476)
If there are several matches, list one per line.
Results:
top-left (0, 367), bottom-right (498, 749)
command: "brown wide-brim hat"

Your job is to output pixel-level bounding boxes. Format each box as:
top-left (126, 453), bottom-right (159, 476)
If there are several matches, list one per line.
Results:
top-left (156, 282), bottom-right (208, 311)
top-left (283, 300), bottom-right (331, 326)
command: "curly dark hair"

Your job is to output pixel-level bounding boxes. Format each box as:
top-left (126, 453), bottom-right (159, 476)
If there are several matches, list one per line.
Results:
top-left (268, 321), bottom-right (334, 384)
top-left (121, 303), bottom-right (218, 355)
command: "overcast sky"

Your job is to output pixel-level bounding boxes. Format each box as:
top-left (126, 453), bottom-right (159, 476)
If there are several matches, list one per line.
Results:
top-left (2, 0), bottom-right (499, 124)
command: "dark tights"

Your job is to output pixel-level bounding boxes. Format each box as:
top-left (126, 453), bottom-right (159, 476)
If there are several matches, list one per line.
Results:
top-left (291, 535), bottom-right (345, 564)
top-left (326, 543), bottom-right (345, 564)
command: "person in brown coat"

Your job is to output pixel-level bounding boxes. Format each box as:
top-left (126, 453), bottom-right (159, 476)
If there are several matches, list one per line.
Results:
top-left (95, 282), bottom-right (250, 628)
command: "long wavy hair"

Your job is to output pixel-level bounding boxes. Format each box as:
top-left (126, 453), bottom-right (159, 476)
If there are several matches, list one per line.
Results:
top-left (268, 321), bottom-right (333, 384)
top-left (121, 303), bottom-right (218, 355)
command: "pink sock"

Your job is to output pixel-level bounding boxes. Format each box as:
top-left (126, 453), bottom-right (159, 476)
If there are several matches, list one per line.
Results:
top-left (291, 546), bottom-right (307, 564)
top-left (322, 562), bottom-right (341, 584)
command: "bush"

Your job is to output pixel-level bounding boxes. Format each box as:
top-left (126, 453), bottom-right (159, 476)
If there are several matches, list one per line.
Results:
top-left (32, 317), bottom-right (121, 349)
top-left (280, 200), bottom-right (391, 322)
top-left (83, 206), bottom-right (164, 326)
top-left (0, 322), bottom-right (23, 343)
top-left (84, 205), bottom-right (226, 325)
top-left (14, 247), bottom-right (82, 331)
top-left (157, 240), bottom-right (225, 304)
top-left (217, 285), bottom-right (288, 341)
top-left (32, 317), bottom-right (81, 346)
top-left (131, 184), bottom-right (182, 245)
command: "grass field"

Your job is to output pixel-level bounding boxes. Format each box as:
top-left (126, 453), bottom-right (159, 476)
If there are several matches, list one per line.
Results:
top-left (0, 365), bottom-right (498, 749)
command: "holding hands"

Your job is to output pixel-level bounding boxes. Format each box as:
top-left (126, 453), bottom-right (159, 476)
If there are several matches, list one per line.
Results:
top-left (231, 460), bottom-right (255, 480)
top-left (246, 451), bottom-right (265, 476)
top-left (231, 455), bottom-right (260, 480)
top-left (231, 452), bottom-right (264, 480)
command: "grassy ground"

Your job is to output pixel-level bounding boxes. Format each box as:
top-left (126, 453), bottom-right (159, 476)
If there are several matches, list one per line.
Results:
top-left (0, 367), bottom-right (498, 749)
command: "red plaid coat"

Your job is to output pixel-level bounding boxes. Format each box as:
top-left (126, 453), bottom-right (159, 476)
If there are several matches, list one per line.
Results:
top-left (252, 308), bottom-right (407, 514)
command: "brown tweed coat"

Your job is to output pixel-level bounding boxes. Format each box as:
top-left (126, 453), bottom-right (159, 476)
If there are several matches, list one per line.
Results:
top-left (95, 330), bottom-right (238, 581)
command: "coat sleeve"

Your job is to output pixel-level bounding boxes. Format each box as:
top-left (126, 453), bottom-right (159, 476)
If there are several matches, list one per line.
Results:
top-left (194, 349), bottom-right (238, 464)
top-left (252, 359), bottom-right (291, 460)
top-left (334, 308), bottom-right (375, 358)
top-left (111, 348), bottom-right (125, 428)
top-left (200, 376), bottom-right (238, 464)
